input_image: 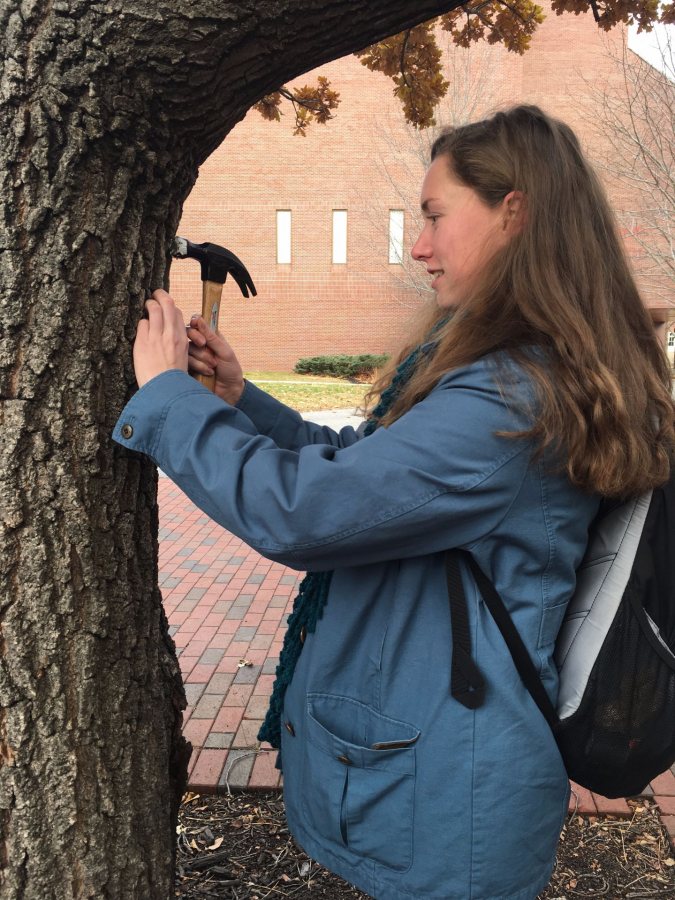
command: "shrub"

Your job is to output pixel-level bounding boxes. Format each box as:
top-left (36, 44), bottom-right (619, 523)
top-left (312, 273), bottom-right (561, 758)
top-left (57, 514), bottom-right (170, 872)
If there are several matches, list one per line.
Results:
top-left (294, 354), bottom-right (390, 379)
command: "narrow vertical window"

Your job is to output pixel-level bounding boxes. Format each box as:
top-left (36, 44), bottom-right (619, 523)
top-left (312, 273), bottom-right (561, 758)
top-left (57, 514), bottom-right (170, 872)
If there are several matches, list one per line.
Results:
top-left (332, 210), bottom-right (348, 264)
top-left (276, 210), bottom-right (291, 264)
top-left (389, 210), bottom-right (404, 264)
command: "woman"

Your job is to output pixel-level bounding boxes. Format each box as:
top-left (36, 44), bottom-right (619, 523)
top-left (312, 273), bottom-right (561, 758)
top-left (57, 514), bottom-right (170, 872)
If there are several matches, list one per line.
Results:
top-left (115, 105), bottom-right (674, 899)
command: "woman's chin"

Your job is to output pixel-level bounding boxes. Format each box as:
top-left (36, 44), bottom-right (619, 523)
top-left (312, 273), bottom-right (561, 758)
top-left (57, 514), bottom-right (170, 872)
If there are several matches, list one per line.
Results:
top-left (435, 294), bottom-right (460, 311)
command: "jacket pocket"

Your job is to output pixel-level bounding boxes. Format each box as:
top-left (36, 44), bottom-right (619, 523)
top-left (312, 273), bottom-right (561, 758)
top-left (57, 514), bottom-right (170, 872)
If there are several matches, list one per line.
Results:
top-left (303, 693), bottom-right (420, 872)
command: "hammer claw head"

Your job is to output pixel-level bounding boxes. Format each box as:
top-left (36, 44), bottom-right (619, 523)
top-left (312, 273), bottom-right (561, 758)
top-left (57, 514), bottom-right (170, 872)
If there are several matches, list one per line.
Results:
top-left (170, 236), bottom-right (256, 298)
top-left (216, 247), bottom-right (257, 298)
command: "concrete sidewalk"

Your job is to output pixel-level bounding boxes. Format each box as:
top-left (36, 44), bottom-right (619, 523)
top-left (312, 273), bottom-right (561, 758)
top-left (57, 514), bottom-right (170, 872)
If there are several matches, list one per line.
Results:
top-left (160, 410), bottom-right (675, 841)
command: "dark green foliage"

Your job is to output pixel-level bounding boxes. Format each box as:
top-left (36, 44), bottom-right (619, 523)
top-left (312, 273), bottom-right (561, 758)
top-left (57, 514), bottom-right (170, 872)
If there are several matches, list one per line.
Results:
top-left (294, 354), bottom-right (390, 379)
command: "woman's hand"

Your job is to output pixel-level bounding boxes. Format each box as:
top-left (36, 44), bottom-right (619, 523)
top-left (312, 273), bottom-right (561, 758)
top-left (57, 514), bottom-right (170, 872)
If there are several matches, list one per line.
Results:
top-left (133, 290), bottom-right (188, 388)
top-left (187, 315), bottom-right (245, 405)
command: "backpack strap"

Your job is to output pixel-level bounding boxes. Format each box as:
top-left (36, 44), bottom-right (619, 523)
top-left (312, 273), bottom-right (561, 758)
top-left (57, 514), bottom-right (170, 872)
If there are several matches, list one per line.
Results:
top-left (445, 551), bottom-right (486, 709)
top-left (447, 550), bottom-right (559, 729)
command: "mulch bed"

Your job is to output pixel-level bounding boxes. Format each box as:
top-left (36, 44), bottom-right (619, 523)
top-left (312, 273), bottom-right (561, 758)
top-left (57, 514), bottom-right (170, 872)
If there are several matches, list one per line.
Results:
top-left (175, 790), bottom-right (675, 899)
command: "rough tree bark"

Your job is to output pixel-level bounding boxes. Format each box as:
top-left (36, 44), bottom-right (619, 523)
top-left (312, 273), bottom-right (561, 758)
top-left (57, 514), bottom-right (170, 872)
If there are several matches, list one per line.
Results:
top-left (0, 1), bottom-right (462, 897)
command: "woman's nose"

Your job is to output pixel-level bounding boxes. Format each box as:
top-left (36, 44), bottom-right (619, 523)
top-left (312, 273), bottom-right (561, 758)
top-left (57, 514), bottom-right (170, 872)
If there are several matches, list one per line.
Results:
top-left (411, 230), bottom-right (430, 261)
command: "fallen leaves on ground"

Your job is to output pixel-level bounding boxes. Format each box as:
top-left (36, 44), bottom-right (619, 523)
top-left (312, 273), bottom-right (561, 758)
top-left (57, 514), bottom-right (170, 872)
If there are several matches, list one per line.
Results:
top-left (175, 791), bottom-right (675, 899)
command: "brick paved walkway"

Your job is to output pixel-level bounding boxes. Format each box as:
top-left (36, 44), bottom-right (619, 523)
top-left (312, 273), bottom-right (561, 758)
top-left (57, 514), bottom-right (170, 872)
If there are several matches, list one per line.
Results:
top-left (160, 478), bottom-right (675, 843)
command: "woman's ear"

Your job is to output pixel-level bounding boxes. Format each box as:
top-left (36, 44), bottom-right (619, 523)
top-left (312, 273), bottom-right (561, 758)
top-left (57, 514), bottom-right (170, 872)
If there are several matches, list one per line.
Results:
top-left (501, 190), bottom-right (527, 235)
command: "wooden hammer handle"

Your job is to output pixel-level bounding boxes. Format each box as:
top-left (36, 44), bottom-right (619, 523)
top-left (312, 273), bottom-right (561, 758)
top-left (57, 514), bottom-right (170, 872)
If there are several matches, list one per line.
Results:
top-left (197, 280), bottom-right (223, 392)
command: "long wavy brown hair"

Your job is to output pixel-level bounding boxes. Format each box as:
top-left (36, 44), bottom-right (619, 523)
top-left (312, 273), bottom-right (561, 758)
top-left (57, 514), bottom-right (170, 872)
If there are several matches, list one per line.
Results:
top-left (365, 105), bottom-right (673, 497)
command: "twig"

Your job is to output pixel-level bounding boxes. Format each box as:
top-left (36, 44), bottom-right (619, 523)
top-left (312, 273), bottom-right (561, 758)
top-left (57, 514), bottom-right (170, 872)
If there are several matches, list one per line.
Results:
top-left (224, 749), bottom-right (264, 795)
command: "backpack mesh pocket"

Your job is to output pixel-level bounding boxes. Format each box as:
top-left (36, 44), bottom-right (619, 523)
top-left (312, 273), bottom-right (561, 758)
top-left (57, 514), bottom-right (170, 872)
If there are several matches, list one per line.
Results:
top-left (555, 584), bottom-right (675, 798)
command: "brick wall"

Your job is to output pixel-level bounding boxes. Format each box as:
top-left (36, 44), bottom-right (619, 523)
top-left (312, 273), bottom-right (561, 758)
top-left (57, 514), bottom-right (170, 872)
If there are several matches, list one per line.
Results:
top-left (171, 4), bottom-right (672, 371)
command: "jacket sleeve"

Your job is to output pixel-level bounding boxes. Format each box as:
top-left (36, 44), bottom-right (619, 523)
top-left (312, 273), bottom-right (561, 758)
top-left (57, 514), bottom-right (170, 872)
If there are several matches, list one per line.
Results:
top-left (112, 362), bottom-right (534, 571)
top-left (235, 379), bottom-right (364, 450)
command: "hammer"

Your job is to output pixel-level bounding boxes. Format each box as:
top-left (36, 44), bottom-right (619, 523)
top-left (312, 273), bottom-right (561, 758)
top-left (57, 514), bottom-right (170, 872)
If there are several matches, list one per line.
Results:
top-left (170, 237), bottom-right (257, 392)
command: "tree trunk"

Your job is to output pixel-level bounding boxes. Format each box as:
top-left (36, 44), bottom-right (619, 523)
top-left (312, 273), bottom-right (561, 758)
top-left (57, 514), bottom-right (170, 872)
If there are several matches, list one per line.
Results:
top-left (0, 1), bottom-right (461, 896)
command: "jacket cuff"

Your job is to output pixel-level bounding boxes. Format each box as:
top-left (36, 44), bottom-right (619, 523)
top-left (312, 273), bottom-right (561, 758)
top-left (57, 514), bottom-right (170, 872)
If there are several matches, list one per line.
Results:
top-left (112, 369), bottom-right (214, 458)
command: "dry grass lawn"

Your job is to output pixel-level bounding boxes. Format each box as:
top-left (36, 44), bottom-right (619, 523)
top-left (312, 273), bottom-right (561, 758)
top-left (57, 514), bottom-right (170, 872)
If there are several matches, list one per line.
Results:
top-left (245, 372), bottom-right (369, 413)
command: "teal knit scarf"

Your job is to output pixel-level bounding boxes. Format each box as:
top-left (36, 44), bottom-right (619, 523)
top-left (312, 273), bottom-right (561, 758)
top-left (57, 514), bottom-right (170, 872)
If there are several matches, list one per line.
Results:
top-left (258, 339), bottom-right (434, 751)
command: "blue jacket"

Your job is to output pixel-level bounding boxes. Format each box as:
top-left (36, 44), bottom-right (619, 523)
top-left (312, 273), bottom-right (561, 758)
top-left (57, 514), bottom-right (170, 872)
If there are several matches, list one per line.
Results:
top-left (113, 357), bottom-right (598, 900)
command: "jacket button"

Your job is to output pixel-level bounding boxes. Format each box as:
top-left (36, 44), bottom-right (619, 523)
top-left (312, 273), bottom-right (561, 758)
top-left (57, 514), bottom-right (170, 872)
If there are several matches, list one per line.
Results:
top-left (336, 754), bottom-right (352, 765)
top-left (121, 424), bottom-right (134, 439)
top-left (300, 626), bottom-right (307, 644)
top-left (284, 721), bottom-right (295, 737)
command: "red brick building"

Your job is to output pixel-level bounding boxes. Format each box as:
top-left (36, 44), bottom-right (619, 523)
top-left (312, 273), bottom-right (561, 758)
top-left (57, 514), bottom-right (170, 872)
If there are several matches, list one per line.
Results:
top-left (171, 5), bottom-right (674, 371)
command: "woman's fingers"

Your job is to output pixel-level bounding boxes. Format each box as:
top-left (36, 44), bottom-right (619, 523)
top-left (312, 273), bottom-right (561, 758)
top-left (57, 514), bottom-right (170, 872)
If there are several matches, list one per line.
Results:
top-left (188, 356), bottom-right (215, 377)
top-left (188, 313), bottom-right (216, 366)
top-left (152, 290), bottom-right (185, 331)
top-left (152, 288), bottom-right (174, 305)
top-left (188, 342), bottom-right (217, 372)
top-left (185, 312), bottom-right (244, 402)
top-left (149, 291), bottom-right (188, 361)
top-left (187, 314), bottom-right (226, 375)
top-left (190, 314), bottom-right (224, 348)
top-left (132, 289), bottom-right (189, 388)
top-left (146, 291), bottom-right (183, 343)
top-left (135, 317), bottom-right (149, 342)
top-left (141, 297), bottom-right (240, 395)
top-left (145, 297), bottom-right (164, 334)
top-left (187, 321), bottom-right (207, 347)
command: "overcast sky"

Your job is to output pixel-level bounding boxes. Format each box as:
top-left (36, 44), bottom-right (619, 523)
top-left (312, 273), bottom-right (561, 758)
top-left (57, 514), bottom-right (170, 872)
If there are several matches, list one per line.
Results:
top-left (628, 21), bottom-right (674, 81)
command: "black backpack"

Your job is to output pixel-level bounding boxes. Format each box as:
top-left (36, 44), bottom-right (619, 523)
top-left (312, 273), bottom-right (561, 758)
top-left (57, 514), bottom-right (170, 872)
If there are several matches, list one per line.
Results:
top-left (447, 469), bottom-right (675, 798)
